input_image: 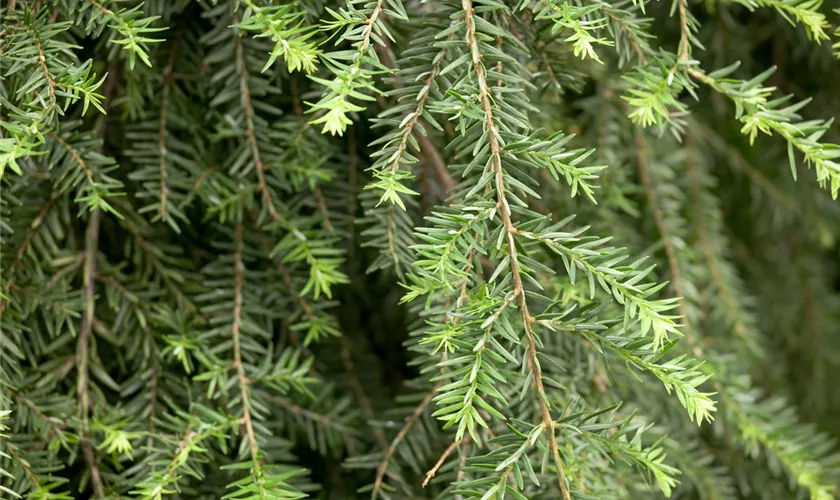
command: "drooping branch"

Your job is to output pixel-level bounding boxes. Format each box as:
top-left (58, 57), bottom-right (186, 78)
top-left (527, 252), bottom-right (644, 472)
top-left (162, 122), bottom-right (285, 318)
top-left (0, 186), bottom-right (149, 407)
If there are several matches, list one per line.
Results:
top-left (77, 209), bottom-right (105, 498)
top-left (233, 10), bottom-right (280, 222)
top-left (632, 128), bottom-right (701, 355)
top-left (371, 386), bottom-right (439, 498)
top-left (462, 1), bottom-right (571, 497)
top-left (231, 222), bottom-right (261, 466)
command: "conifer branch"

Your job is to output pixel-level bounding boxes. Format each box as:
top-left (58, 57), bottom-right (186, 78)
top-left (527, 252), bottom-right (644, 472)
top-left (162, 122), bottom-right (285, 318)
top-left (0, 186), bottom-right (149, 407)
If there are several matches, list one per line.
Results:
top-left (233, 12), bottom-right (280, 222)
top-left (0, 195), bottom-right (58, 312)
top-left (49, 133), bottom-right (95, 185)
top-left (374, 44), bottom-right (456, 193)
top-left (231, 222), bottom-right (260, 466)
top-left (77, 209), bottom-right (105, 498)
top-left (371, 386), bottom-right (439, 499)
top-left (685, 149), bottom-right (764, 356)
top-left (29, 23), bottom-right (56, 118)
top-left (3, 2), bottom-right (840, 498)
top-left (676, 0), bottom-right (692, 62)
top-left (5, 443), bottom-right (40, 490)
top-left (632, 128), bottom-right (699, 354)
top-left (462, 1), bottom-right (571, 497)
top-left (422, 437), bottom-right (469, 487)
top-left (386, 45), bottom-right (443, 177)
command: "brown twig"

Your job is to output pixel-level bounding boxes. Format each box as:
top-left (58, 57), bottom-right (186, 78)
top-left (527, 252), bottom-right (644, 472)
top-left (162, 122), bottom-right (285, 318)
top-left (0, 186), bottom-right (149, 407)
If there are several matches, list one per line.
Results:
top-left (49, 132), bottom-right (95, 185)
top-left (415, 132), bottom-right (456, 193)
top-left (677, 0), bottom-right (691, 62)
top-left (454, 440), bottom-right (469, 500)
top-left (360, 0), bottom-right (385, 53)
top-left (373, 40), bottom-right (457, 194)
top-left (422, 437), bottom-right (469, 487)
top-left (85, 0), bottom-right (114, 17)
top-left (462, 1), bottom-right (571, 497)
top-left (371, 386), bottom-right (440, 498)
top-left (231, 222), bottom-right (261, 464)
top-left (30, 24), bottom-right (56, 116)
top-left (233, 11), bottom-right (280, 222)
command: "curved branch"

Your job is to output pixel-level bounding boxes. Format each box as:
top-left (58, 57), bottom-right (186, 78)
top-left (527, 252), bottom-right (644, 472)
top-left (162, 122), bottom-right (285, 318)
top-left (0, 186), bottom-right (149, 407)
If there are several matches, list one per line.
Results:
top-left (462, 1), bottom-right (571, 497)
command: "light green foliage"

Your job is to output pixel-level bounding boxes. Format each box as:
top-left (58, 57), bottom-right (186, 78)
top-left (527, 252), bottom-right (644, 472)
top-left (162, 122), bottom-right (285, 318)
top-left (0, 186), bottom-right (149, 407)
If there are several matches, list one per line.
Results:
top-left (2, 0), bottom-right (840, 499)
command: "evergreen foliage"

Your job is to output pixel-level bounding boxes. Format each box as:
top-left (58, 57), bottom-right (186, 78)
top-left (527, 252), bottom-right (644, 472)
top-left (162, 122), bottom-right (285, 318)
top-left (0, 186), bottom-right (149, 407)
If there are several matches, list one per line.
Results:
top-left (2, 0), bottom-right (840, 498)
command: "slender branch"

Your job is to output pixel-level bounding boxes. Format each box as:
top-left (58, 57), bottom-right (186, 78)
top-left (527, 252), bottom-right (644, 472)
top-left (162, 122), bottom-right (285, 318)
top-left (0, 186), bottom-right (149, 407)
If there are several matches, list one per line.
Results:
top-left (4, 389), bottom-right (67, 442)
top-left (49, 132), bottom-right (95, 185)
top-left (632, 128), bottom-right (699, 355)
top-left (270, 395), bottom-right (357, 437)
top-left (371, 386), bottom-right (439, 498)
top-left (422, 437), bottom-right (469, 487)
top-left (233, 11), bottom-right (280, 222)
top-left (5, 444), bottom-right (40, 489)
top-left (314, 186), bottom-right (334, 231)
top-left (148, 422), bottom-right (233, 495)
top-left (85, 0), bottom-right (114, 17)
top-left (0, 196), bottom-right (58, 312)
top-left (454, 441), bottom-right (469, 500)
top-left (538, 45), bottom-right (560, 89)
top-left (373, 41), bottom-right (456, 192)
top-left (359, 0), bottom-right (385, 54)
top-left (462, 1), bottom-right (570, 497)
top-left (231, 222), bottom-right (260, 465)
top-left (415, 132), bottom-right (456, 193)
top-left (161, 427), bottom-right (196, 479)
top-left (684, 143), bottom-right (758, 353)
top-left (29, 23), bottom-right (56, 116)
top-left (385, 44), bottom-right (447, 177)
top-left (677, 0), bottom-right (691, 62)
top-left (77, 209), bottom-right (105, 498)
top-left (370, 247), bottom-right (480, 495)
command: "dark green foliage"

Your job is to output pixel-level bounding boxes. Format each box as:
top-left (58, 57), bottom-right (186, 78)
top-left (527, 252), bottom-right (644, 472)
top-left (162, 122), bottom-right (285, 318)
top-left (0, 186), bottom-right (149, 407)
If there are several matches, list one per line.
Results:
top-left (1, 0), bottom-right (840, 499)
